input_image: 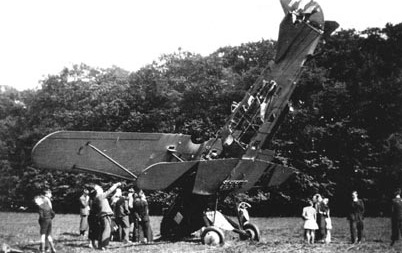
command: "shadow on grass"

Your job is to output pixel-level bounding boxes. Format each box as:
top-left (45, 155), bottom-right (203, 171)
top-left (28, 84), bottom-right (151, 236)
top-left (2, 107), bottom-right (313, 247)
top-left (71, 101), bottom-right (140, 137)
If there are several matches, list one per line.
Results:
top-left (63, 242), bottom-right (91, 248)
top-left (61, 232), bottom-right (81, 237)
top-left (153, 234), bottom-right (201, 244)
top-left (19, 243), bottom-right (39, 252)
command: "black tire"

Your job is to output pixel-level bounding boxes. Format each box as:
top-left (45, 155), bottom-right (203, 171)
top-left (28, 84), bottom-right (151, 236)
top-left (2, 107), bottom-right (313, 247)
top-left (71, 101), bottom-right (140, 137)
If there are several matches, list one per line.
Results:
top-left (242, 223), bottom-right (260, 241)
top-left (201, 226), bottom-right (225, 246)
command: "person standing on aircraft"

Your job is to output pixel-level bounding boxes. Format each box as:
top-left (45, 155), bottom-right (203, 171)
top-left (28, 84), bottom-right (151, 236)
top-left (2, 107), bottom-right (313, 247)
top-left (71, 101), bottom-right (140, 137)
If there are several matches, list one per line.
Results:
top-left (348, 190), bottom-right (365, 244)
top-left (79, 188), bottom-right (90, 236)
top-left (391, 188), bottom-right (402, 246)
top-left (34, 192), bottom-right (56, 253)
top-left (302, 199), bottom-right (318, 244)
top-left (93, 182), bottom-right (121, 250)
top-left (133, 189), bottom-right (153, 243)
top-left (259, 80), bottom-right (277, 122)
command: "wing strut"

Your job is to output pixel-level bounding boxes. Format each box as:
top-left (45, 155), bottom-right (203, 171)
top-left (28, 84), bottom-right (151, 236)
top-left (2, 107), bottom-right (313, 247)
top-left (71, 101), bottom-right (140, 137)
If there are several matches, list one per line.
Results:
top-left (86, 142), bottom-right (138, 179)
top-left (72, 165), bottom-right (134, 181)
top-left (167, 146), bottom-right (185, 162)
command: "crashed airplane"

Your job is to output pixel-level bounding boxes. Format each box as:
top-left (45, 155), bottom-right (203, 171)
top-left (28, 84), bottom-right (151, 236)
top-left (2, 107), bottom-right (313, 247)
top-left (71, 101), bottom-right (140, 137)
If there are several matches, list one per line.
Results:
top-left (32, 0), bottom-right (338, 245)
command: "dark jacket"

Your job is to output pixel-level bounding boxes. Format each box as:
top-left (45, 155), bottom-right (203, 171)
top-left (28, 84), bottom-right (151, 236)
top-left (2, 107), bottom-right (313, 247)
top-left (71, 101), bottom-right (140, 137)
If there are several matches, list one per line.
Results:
top-left (133, 198), bottom-right (150, 222)
top-left (392, 197), bottom-right (402, 220)
top-left (38, 202), bottom-right (55, 220)
top-left (348, 199), bottom-right (365, 221)
top-left (114, 196), bottom-right (130, 218)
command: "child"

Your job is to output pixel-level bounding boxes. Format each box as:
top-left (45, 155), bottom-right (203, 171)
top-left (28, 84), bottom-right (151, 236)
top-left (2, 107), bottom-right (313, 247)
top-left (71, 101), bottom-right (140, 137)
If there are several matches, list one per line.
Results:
top-left (302, 199), bottom-right (319, 244)
top-left (322, 198), bottom-right (332, 243)
top-left (34, 194), bottom-right (56, 253)
top-left (237, 202), bottom-right (251, 226)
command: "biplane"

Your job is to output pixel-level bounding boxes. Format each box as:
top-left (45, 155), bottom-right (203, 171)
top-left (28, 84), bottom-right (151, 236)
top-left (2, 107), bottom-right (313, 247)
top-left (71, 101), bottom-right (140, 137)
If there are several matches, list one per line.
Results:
top-left (31, 0), bottom-right (338, 245)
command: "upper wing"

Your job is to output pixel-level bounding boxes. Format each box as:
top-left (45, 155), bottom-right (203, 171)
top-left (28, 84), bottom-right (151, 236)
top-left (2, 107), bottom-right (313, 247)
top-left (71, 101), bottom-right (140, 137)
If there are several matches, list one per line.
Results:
top-left (31, 131), bottom-right (202, 180)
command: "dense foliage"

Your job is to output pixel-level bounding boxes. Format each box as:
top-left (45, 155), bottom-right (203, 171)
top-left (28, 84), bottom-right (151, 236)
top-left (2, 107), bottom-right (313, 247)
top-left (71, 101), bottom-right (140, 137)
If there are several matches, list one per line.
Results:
top-left (1, 23), bottom-right (402, 216)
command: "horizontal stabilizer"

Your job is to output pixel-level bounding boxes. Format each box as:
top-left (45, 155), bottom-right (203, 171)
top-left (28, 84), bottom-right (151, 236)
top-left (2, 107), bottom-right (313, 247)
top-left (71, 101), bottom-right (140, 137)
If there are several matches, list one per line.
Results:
top-left (323, 20), bottom-right (340, 37)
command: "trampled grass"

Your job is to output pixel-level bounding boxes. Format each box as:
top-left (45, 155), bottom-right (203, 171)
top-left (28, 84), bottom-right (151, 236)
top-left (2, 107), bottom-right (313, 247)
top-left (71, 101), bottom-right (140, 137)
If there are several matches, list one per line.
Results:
top-left (0, 212), bottom-right (401, 252)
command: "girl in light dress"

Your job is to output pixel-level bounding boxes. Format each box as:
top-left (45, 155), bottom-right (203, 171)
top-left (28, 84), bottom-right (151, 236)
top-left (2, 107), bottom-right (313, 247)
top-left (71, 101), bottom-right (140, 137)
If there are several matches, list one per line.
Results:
top-left (302, 199), bottom-right (319, 244)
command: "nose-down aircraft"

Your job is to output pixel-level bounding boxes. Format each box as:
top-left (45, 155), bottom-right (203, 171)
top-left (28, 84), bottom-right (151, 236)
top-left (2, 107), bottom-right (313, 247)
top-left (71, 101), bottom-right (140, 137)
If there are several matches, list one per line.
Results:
top-left (32, 0), bottom-right (337, 245)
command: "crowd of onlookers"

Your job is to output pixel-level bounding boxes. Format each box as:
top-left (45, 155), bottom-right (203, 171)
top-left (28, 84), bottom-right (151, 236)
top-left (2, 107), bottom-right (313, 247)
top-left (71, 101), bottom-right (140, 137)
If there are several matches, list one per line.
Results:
top-left (34, 182), bottom-right (152, 252)
top-left (302, 190), bottom-right (365, 245)
top-left (33, 186), bottom-right (402, 251)
top-left (302, 189), bottom-right (402, 247)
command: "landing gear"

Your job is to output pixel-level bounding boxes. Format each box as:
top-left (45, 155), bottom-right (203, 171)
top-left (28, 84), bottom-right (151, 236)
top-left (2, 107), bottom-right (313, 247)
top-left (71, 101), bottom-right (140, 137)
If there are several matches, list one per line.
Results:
top-left (201, 226), bottom-right (225, 246)
top-left (240, 222), bottom-right (260, 241)
top-left (201, 201), bottom-right (261, 246)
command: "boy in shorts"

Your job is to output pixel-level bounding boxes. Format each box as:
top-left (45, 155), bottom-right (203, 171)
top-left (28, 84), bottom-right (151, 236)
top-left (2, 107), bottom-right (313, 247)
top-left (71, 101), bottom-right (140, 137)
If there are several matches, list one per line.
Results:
top-left (34, 193), bottom-right (56, 253)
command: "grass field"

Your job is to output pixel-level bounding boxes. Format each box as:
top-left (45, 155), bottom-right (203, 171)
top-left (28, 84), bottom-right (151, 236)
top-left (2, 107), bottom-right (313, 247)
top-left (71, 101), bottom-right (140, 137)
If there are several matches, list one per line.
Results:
top-left (0, 212), bottom-right (401, 252)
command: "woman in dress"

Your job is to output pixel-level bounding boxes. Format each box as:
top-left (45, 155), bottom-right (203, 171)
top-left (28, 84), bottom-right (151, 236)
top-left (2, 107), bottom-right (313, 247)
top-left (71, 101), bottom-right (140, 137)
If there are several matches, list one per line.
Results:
top-left (302, 199), bottom-right (319, 244)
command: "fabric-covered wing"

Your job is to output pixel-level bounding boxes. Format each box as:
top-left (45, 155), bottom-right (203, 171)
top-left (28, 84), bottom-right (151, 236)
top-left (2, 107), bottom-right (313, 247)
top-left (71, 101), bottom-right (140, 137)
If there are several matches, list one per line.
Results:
top-left (136, 160), bottom-right (200, 190)
top-left (137, 159), bottom-right (239, 192)
top-left (32, 131), bottom-right (202, 180)
top-left (137, 157), bottom-right (294, 195)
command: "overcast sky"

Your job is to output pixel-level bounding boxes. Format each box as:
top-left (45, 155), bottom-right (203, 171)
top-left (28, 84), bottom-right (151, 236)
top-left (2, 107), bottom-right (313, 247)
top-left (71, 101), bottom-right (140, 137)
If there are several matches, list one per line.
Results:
top-left (0, 0), bottom-right (401, 91)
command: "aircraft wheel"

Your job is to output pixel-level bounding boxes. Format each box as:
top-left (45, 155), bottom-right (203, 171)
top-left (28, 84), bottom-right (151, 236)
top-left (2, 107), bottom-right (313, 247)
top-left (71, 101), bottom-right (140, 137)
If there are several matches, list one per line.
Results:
top-left (243, 223), bottom-right (260, 241)
top-left (201, 226), bottom-right (225, 246)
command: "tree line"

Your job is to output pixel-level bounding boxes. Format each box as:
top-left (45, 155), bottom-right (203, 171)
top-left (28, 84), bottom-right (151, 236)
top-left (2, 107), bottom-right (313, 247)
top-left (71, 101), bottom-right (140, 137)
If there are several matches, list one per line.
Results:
top-left (1, 23), bottom-right (402, 217)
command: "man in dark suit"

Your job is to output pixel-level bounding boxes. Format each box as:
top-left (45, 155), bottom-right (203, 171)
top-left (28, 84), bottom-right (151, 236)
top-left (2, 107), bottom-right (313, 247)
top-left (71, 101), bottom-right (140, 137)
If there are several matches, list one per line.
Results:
top-left (391, 188), bottom-right (402, 246)
top-left (348, 190), bottom-right (365, 243)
